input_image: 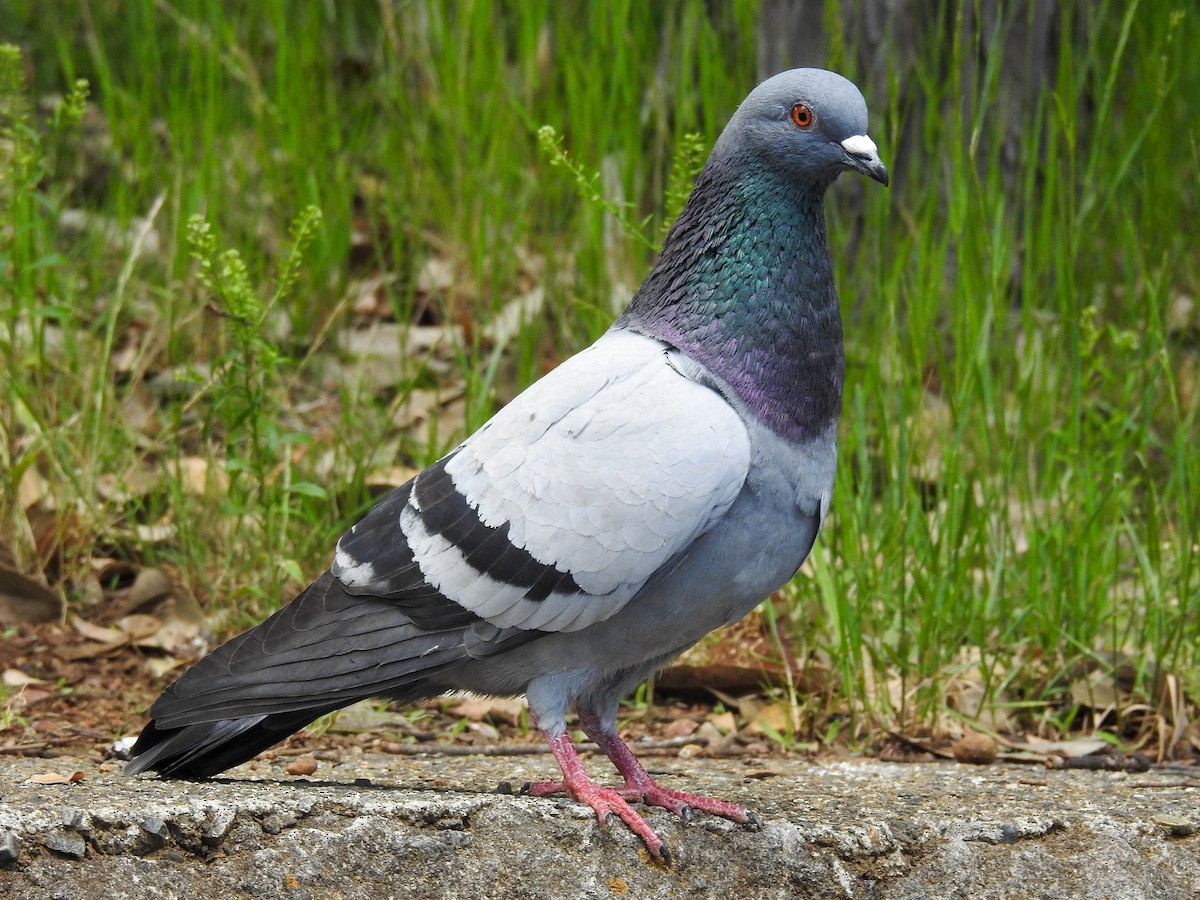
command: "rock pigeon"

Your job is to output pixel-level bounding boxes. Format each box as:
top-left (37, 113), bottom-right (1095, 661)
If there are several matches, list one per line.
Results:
top-left (126, 68), bottom-right (887, 862)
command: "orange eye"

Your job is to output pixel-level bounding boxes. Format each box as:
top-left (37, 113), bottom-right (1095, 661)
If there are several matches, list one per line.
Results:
top-left (790, 103), bottom-right (813, 128)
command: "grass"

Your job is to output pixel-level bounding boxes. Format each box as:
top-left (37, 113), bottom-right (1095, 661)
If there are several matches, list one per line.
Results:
top-left (2, 1), bottom-right (1197, 753)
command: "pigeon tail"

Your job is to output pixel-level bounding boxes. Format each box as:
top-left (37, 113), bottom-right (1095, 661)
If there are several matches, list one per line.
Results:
top-left (125, 707), bottom-right (330, 778)
top-left (125, 570), bottom-right (469, 778)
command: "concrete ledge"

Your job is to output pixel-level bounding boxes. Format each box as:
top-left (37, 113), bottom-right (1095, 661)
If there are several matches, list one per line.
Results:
top-left (1, 753), bottom-right (1197, 898)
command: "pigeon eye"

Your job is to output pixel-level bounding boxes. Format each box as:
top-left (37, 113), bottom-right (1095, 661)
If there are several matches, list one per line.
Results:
top-left (790, 103), bottom-right (814, 128)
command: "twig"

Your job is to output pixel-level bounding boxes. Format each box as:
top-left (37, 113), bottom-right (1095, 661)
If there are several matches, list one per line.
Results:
top-left (884, 731), bottom-right (955, 760)
top-left (1046, 753), bottom-right (1151, 773)
top-left (276, 735), bottom-right (712, 759)
top-left (385, 735), bottom-right (711, 758)
top-left (0, 738), bottom-right (71, 755)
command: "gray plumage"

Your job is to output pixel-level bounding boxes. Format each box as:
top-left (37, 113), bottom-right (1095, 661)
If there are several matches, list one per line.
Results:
top-left (126, 68), bottom-right (887, 861)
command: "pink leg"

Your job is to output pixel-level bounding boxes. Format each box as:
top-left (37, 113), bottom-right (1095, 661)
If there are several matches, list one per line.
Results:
top-left (579, 710), bottom-right (760, 826)
top-left (525, 728), bottom-right (672, 863)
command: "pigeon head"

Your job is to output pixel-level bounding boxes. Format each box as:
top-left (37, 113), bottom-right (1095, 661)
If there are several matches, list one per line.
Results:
top-left (717, 68), bottom-right (889, 189)
top-left (618, 68), bottom-right (887, 441)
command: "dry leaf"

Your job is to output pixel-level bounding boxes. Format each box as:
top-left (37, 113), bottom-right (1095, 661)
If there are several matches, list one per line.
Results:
top-left (1003, 736), bottom-right (1108, 758)
top-left (134, 615), bottom-right (200, 653)
top-left (17, 467), bottom-right (51, 509)
top-left (27, 771), bottom-right (85, 785)
top-left (745, 702), bottom-right (791, 737)
top-left (365, 465), bottom-right (421, 492)
top-left (7, 687), bottom-right (54, 707)
top-left (0, 562), bottom-right (65, 624)
top-left (1069, 669), bottom-right (1119, 710)
top-left (135, 522), bottom-right (176, 544)
top-left (122, 567), bottom-right (173, 614)
top-left (117, 614), bottom-right (162, 641)
top-left (390, 384), bottom-right (467, 432)
top-left (145, 656), bottom-right (184, 678)
top-left (3, 668), bottom-right (47, 687)
top-left (483, 286), bottom-right (545, 347)
top-left (415, 256), bottom-right (456, 294)
top-left (349, 272), bottom-right (401, 318)
top-left (95, 467), bottom-right (159, 502)
top-left (663, 718), bottom-right (698, 738)
top-left (709, 711), bottom-right (738, 736)
top-left (448, 697), bottom-right (526, 725)
top-left (165, 456), bottom-right (229, 495)
top-left (72, 617), bottom-right (125, 643)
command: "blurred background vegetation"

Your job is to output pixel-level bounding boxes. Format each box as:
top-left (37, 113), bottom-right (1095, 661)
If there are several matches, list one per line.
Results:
top-left (1, 1), bottom-right (1197, 754)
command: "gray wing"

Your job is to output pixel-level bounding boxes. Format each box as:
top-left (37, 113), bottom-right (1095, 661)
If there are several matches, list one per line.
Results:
top-left (333, 329), bottom-right (752, 637)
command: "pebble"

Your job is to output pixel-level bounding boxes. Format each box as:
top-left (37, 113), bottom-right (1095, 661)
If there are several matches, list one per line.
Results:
top-left (0, 829), bottom-right (20, 865)
top-left (952, 732), bottom-right (998, 765)
top-left (44, 830), bottom-right (87, 859)
top-left (287, 756), bottom-right (319, 776)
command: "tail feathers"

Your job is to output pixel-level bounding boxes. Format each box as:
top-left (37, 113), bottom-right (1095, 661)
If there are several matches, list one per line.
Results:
top-left (124, 707), bottom-right (337, 778)
top-left (126, 569), bottom-right (472, 778)
top-left (146, 571), bottom-right (468, 728)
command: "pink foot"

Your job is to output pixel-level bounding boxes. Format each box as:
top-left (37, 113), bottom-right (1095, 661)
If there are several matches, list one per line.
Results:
top-left (527, 731), bottom-right (672, 863)
top-left (577, 710), bottom-right (761, 828)
top-left (614, 780), bottom-right (760, 826)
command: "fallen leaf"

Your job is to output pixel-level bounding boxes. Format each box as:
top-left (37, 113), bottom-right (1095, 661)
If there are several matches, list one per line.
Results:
top-left (145, 656), bottom-right (184, 679)
top-left (415, 256), bottom-right (456, 294)
top-left (135, 522), bottom-right (177, 544)
top-left (0, 563), bottom-right (65, 624)
top-left (1069, 669), bottom-right (1119, 710)
top-left (3, 668), bottom-right (48, 687)
top-left (483, 286), bottom-right (545, 347)
top-left (449, 697), bottom-right (526, 725)
top-left (27, 771), bottom-right (85, 785)
top-left (17, 466), bottom-right (50, 509)
top-left (122, 567), bottom-right (174, 614)
top-left (117, 614), bottom-right (162, 641)
top-left (134, 615), bottom-right (200, 653)
top-left (349, 272), bottom-right (401, 318)
top-left (364, 465), bottom-right (421, 492)
top-left (1001, 736), bottom-right (1108, 758)
top-left (72, 617), bottom-right (125, 643)
top-left (745, 702), bottom-right (791, 737)
top-left (709, 711), bottom-right (738, 736)
top-left (8, 687), bottom-right (54, 707)
top-left (164, 456), bottom-right (229, 495)
top-left (95, 467), bottom-right (160, 503)
top-left (663, 718), bottom-right (698, 738)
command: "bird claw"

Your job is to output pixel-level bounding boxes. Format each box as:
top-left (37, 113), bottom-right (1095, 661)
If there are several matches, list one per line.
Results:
top-left (625, 781), bottom-right (758, 827)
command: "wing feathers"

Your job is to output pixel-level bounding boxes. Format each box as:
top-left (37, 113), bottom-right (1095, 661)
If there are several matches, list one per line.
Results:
top-left (149, 571), bottom-right (466, 728)
top-left (331, 330), bottom-right (752, 636)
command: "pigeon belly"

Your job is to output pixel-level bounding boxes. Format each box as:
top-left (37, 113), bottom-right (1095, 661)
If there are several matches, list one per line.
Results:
top-left (447, 417), bottom-right (837, 701)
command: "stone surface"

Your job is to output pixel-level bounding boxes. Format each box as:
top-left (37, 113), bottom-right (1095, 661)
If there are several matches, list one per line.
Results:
top-left (0, 752), bottom-right (1197, 899)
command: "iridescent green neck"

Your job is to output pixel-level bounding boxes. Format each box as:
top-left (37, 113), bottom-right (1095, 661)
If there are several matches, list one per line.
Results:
top-left (617, 158), bottom-right (844, 442)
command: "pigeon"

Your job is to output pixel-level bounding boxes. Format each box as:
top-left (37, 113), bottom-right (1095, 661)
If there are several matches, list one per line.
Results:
top-left (126, 68), bottom-right (887, 862)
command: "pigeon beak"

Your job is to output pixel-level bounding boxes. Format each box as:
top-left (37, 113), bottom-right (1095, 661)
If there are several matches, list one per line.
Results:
top-left (841, 134), bottom-right (889, 186)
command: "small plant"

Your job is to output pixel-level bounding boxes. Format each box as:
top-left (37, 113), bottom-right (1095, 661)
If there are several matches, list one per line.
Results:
top-left (0, 45), bottom-right (90, 576)
top-left (660, 131), bottom-right (707, 236)
top-left (183, 205), bottom-right (326, 610)
top-left (537, 124), bottom-right (655, 252)
top-left (537, 124), bottom-right (709, 250)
